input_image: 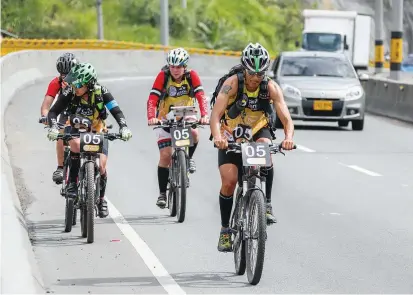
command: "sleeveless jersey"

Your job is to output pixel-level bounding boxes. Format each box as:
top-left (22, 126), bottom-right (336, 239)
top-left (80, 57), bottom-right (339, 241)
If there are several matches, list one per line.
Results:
top-left (219, 84), bottom-right (269, 142)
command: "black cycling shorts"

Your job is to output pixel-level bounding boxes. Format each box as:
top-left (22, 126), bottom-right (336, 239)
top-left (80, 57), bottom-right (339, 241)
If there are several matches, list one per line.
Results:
top-left (218, 127), bottom-right (272, 168)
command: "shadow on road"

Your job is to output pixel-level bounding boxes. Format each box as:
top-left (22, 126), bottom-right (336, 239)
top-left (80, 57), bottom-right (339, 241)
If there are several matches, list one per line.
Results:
top-left (123, 214), bottom-right (179, 226)
top-left (28, 218), bottom-right (109, 247)
top-left (55, 271), bottom-right (251, 289)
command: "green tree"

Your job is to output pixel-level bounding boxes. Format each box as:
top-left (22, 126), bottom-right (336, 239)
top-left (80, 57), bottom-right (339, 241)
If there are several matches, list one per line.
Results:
top-left (1, 0), bottom-right (307, 55)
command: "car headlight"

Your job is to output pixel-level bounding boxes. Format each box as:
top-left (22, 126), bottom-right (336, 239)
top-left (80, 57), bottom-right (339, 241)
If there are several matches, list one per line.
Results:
top-left (281, 84), bottom-right (302, 99)
top-left (345, 86), bottom-right (363, 100)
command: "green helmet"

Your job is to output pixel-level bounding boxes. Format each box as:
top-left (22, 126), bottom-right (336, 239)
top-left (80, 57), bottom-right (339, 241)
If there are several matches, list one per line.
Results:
top-left (64, 62), bottom-right (97, 87)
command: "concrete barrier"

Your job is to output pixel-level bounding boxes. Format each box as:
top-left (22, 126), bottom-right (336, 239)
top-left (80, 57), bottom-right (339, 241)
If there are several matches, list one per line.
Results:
top-left (362, 73), bottom-right (413, 124)
top-left (0, 49), bottom-right (240, 294)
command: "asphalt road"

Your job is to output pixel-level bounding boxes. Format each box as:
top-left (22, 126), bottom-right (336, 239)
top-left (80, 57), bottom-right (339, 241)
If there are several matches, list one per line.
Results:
top-left (4, 76), bottom-right (413, 294)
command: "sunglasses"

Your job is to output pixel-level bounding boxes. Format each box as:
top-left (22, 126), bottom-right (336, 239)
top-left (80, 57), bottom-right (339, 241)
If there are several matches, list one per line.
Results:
top-left (246, 70), bottom-right (265, 77)
top-left (72, 82), bottom-right (85, 89)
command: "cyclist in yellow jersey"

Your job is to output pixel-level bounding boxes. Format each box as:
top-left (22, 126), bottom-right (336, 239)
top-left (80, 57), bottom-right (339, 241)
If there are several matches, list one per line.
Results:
top-left (210, 43), bottom-right (295, 252)
top-left (147, 48), bottom-right (209, 209)
top-left (47, 62), bottom-right (132, 218)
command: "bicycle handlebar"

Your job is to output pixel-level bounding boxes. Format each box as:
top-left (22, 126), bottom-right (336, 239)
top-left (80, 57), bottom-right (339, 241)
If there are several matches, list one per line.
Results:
top-left (149, 120), bottom-right (209, 130)
top-left (217, 142), bottom-right (297, 155)
top-left (54, 132), bottom-right (123, 142)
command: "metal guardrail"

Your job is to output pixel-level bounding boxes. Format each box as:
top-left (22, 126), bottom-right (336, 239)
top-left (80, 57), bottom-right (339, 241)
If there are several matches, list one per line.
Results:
top-left (0, 38), bottom-right (242, 58)
top-left (0, 38), bottom-right (390, 68)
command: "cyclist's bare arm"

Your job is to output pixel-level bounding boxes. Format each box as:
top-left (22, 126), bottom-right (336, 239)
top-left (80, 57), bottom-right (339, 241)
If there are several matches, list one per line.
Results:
top-left (47, 93), bottom-right (70, 128)
top-left (40, 95), bottom-right (55, 117)
top-left (210, 75), bottom-right (238, 140)
top-left (268, 80), bottom-right (294, 140)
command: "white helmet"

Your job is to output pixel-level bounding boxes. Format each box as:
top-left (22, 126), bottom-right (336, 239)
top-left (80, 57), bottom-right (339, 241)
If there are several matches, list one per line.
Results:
top-left (166, 48), bottom-right (190, 67)
top-left (241, 43), bottom-right (270, 73)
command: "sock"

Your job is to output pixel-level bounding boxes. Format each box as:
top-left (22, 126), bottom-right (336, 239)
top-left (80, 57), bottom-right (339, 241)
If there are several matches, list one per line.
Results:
top-left (260, 166), bottom-right (274, 203)
top-left (157, 166), bottom-right (169, 194)
top-left (100, 171), bottom-right (107, 199)
top-left (188, 142), bottom-right (198, 158)
top-left (219, 192), bottom-right (233, 228)
top-left (69, 153), bottom-right (80, 182)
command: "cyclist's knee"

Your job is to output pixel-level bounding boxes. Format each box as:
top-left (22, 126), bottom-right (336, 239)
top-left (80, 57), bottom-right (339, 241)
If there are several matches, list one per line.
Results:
top-left (191, 128), bottom-right (200, 142)
top-left (220, 172), bottom-right (238, 195)
top-left (159, 147), bottom-right (172, 166)
top-left (221, 180), bottom-right (237, 195)
top-left (69, 138), bottom-right (80, 153)
top-left (100, 154), bottom-right (108, 174)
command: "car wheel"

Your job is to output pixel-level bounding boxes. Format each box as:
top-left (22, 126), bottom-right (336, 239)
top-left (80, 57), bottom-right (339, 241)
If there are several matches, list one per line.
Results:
top-left (338, 120), bottom-right (349, 127)
top-left (352, 119), bottom-right (364, 131)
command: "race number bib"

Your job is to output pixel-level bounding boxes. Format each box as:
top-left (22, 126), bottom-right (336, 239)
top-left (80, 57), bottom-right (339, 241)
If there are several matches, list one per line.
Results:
top-left (70, 114), bottom-right (92, 131)
top-left (241, 142), bottom-right (271, 167)
top-left (233, 124), bottom-right (252, 141)
top-left (171, 126), bottom-right (193, 148)
top-left (80, 132), bottom-right (104, 153)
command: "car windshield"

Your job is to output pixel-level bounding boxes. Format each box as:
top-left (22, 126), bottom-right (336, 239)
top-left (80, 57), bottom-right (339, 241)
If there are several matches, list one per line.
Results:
top-left (279, 56), bottom-right (357, 78)
top-left (302, 33), bottom-right (342, 52)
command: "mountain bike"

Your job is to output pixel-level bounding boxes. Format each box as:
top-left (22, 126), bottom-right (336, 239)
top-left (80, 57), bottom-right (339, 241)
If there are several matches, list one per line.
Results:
top-left (151, 106), bottom-right (207, 223)
top-left (50, 116), bottom-right (122, 243)
top-left (220, 140), bottom-right (296, 285)
top-left (40, 117), bottom-right (113, 233)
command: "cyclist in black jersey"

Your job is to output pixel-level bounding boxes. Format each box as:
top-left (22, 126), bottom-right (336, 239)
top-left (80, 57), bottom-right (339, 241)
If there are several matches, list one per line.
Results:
top-left (47, 62), bottom-right (132, 218)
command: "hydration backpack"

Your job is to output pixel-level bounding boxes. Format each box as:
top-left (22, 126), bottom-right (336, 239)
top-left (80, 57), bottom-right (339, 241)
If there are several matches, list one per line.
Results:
top-left (210, 64), bottom-right (274, 117)
top-left (159, 65), bottom-right (195, 100)
top-left (209, 64), bottom-right (276, 140)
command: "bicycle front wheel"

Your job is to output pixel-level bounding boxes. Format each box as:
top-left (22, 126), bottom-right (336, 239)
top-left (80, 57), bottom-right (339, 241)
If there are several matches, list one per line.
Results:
top-left (245, 189), bottom-right (267, 285)
top-left (86, 162), bottom-right (95, 244)
top-left (176, 149), bottom-right (187, 223)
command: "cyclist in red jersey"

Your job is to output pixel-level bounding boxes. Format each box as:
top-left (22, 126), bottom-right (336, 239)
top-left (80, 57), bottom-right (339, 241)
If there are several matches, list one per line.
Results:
top-left (40, 52), bottom-right (79, 184)
top-left (147, 48), bottom-right (209, 208)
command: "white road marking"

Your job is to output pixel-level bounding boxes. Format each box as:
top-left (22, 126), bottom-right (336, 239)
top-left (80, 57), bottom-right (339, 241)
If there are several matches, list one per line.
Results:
top-left (296, 144), bottom-right (316, 153)
top-left (339, 163), bottom-right (382, 177)
top-left (329, 213), bottom-right (341, 216)
top-left (106, 199), bottom-right (186, 295)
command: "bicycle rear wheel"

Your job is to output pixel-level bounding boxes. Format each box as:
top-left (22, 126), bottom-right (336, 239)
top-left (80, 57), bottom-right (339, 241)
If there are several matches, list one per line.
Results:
top-left (86, 162), bottom-right (95, 243)
top-left (231, 186), bottom-right (246, 275)
top-left (176, 149), bottom-right (187, 223)
top-left (64, 198), bottom-right (74, 232)
top-left (245, 189), bottom-right (267, 285)
top-left (168, 182), bottom-right (177, 217)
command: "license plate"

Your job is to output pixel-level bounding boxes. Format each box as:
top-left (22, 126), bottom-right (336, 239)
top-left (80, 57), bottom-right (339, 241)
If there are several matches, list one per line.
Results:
top-left (313, 100), bottom-right (333, 111)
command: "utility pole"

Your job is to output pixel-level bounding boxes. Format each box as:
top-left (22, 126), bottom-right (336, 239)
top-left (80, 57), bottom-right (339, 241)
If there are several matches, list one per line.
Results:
top-left (390, 0), bottom-right (403, 80)
top-left (374, 0), bottom-right (384, 73)
top-left (160, 0), bottom-right (187, 46)
top-left (160, 0), bottom-right (169, 46)
top-left (97, 0), bottom-right (104, 40)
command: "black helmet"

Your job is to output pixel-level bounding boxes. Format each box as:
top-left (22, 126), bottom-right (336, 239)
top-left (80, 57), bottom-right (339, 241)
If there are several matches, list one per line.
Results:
top-left (56, 53), bottom-right (79, 75)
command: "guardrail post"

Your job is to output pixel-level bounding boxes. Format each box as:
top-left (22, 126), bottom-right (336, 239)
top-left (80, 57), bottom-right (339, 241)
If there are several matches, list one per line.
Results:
top-left (374, 0), bottom-right (384, 73)
top-left (389, 0), bottom-right (403, 80)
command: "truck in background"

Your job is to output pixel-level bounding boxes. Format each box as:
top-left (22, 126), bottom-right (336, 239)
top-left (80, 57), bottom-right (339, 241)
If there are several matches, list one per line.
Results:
top-left (295, 9), bottom-right (372, 72)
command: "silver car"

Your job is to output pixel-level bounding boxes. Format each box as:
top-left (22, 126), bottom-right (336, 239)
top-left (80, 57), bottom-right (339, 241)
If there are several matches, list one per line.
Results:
top-left (268, 51), bottom-right (369, 131)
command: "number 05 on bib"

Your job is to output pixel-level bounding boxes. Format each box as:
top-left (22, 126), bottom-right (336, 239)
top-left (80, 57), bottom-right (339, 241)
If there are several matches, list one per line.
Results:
top-left (241, 142), bottom-right (271, 167)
